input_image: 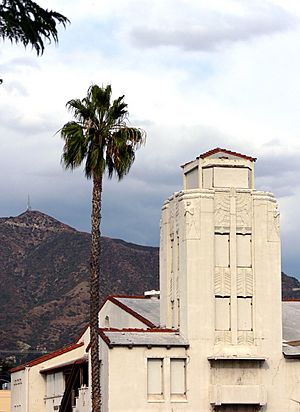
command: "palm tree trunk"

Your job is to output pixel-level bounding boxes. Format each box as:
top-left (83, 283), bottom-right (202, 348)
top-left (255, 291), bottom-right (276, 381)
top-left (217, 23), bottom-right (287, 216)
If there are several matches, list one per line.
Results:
top-left (90, 174), bottom-right (102, 412)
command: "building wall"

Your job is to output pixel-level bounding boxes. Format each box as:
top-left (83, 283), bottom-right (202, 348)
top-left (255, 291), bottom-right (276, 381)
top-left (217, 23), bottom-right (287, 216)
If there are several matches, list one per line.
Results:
top-left (99, 300), bottom-right (147, 329)
top-left (11, 370), bottom-right (26, 411)
top-left (10, 345), bottom-right (86, 412)
top-left (107, 346), bottom-right (188, 412)
top-left (159, 154), bottom-right (291, 411)
top-left (99, 340), bottom-right (109, 412)
top-left (94, 342), bottom-right (300, 412)
top-left (0, 390), bottom-right (11, 412)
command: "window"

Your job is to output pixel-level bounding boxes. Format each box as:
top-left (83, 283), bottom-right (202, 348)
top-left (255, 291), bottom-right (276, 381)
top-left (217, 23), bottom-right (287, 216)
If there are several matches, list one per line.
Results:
top-left (237, 234), bottom-right (251, 267)
top-left (46, 372), bottom-right (64, 398)
top-left (104, 315), bottom-right (110, 328)
top-left (170, 359), bottom-right (186, 399)
top-left (215, 296), bottom-right (231, 331)
top-left (213, 166), bottom-right (249, 188)
top-left (215, 234), bottom-right (229, 267)
top-left (147, 359), bottom-right (163, 399)
top-left (237, 297), bottom-right (252, 331)
top-left (185, 167), bottom-right (198, 189)
top-left (46, 374), bottom-right (55, 397)
top-left (202, 167), bottom-right (213, 188)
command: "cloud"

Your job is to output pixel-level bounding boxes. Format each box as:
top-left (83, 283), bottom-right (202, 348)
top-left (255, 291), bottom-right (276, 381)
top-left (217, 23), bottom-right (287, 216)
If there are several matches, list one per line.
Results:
top-left (0, 56), bottom-right (40, 73)
top-left (1, 0), bottom-right (300, 279)
top-left (255, 147), bottom-right (300, 197)
top-left (130, 2), bottom-right (297, 51)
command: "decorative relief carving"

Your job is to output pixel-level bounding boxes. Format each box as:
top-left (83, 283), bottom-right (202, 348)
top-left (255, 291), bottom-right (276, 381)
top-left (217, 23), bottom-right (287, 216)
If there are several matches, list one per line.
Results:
top-left (215, 331), bottom-right (232, 345)
top-left (184, 199), bottom-right (200, 239)
top-left (215, 268), bottom-right (231, 295)
top-left (169, 202), bottom-right (175, 237)
top-left (237, 331), bottom-right (254, 345)
top-left (176, 275), bottom-right (179, 298)
top-left (268, 202), bottom-right (280, 242)
top-left (169, 275), bottom-right (175, 301)
top-left (237, 268), bottom-right (253, 296)
top-left (236, 193), bottom-right (252, 229)
top-left (175, 201), bottom-right (180, 234)
top-left (215, 192), bottom-right (230, 228)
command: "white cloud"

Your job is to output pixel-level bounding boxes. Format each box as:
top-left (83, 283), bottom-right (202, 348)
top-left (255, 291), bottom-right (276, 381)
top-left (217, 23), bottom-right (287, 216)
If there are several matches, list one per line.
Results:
top-left (130, 2), bottom-right (297, 51)
top-left (1, 0), bottom-right (300, 277)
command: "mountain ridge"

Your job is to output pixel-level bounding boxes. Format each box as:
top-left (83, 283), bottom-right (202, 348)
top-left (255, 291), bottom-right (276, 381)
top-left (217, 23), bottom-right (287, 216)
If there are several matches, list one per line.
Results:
top-left (0, 210), bottom-right (298, 355)
top-left (0, 210), bottom-right (158, 352)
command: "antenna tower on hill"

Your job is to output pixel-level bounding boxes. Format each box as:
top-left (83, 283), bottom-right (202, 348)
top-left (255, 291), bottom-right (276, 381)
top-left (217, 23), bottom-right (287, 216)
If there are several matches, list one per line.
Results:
top-left (27, 195), bottom-right (32, 211)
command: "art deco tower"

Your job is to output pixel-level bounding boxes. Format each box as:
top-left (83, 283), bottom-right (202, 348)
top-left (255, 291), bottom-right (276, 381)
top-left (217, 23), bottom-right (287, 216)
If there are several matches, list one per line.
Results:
top-left (160, 148), bottom-right (282, 409)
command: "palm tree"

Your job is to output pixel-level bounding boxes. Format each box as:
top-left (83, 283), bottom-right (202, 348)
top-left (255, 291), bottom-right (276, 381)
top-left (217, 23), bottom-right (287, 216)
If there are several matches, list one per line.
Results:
top-left (0, 0), bottom-right (69, 55)
top-left (60, 84), bottom-right (145, 411)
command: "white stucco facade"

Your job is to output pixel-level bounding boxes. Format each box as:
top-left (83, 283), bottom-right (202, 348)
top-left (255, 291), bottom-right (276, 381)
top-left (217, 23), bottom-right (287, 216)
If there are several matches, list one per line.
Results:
top-left (97, 148), bottom-right (299, 411)
top-left (10, 148), bottom-right (300, 411)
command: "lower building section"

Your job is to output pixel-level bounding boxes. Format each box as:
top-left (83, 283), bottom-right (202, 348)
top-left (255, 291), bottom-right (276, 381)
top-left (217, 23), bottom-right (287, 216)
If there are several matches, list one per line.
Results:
top-left (210, 385), bottom-right (266, 407)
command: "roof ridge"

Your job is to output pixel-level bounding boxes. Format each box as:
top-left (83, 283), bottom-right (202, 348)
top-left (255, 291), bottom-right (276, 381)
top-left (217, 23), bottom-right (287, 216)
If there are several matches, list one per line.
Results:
top-left (110, 294), bottom-right (148, 299)
top-left (199, 147), bottom-right (256, 162)
top-left (99, 327), bottom-right (176, 333)
top-left (10, 341), bottom-right (84, 373)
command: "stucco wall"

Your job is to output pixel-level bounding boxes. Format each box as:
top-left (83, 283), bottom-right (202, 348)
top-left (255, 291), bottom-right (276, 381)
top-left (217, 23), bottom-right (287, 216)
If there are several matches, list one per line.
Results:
top-left (99, 300), bottom-right (147, 329)
top-left (107, 346), bottom-right (188, 412)
top-left (11, 344), bottom-right (86, 412)
top-left (159, 153), bottom-right (291, 410)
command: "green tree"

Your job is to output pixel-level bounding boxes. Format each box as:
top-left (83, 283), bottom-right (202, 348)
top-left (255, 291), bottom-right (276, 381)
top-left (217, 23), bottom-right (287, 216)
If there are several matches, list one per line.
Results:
top-left (0, 0), bottom-right (69, 55)
top-left (60, 84), bottom-right (145, 411)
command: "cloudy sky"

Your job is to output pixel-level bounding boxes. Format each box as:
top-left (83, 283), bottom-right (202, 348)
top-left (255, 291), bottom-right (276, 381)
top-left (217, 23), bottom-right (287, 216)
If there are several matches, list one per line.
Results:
top-left (1, 0), bottom-right (300, 277)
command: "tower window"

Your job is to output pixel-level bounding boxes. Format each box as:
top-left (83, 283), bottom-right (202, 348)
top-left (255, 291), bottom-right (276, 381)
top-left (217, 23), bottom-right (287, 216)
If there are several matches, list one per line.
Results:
top-left (237, 234), bottom-right (252, 267)
top-left (215, 234), bottom-right (230, 267)
top-left (237, 297), bottom-right (253, 331)
top-left (215, 296), bottom-right (231, 331)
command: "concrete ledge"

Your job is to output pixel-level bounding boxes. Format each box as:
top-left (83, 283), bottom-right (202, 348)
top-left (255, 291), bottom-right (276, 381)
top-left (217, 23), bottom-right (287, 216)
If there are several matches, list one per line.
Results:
top-left (210, 384), bottom-right (267, 406)
top-left (208, 355), bottom-right (266, 361)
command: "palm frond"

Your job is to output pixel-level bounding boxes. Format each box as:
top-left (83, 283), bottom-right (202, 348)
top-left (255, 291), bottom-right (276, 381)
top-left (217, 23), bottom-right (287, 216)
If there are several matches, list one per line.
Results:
top-left (60, 83), bottom-right (146, 180)
top-left (106, 127), bottom-right (145, 180)
top-left (60, 121), bottom-right (87, 169)
top-left (0, 0), bottom-right (69, 55)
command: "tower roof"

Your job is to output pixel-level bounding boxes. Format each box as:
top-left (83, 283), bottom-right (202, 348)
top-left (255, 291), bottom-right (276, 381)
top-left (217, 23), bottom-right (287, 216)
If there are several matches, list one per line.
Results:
top-left (181, 147), bottom-right (256, 168)
top-left (199, 147), bottom-right (256, 162)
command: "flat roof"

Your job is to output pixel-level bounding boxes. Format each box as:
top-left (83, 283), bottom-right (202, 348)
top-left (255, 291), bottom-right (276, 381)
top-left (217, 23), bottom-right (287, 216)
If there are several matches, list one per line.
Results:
top-left (98, 328), bottom-right (189, 348)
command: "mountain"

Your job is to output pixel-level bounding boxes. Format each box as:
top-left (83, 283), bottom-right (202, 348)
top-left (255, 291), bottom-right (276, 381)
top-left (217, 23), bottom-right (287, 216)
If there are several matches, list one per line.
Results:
top-left (282, 272), bottom-right (300, 298)
top-left (0, 210), bottom-right (299, 355)
top-left (0, 210), bottom-right (158, 352)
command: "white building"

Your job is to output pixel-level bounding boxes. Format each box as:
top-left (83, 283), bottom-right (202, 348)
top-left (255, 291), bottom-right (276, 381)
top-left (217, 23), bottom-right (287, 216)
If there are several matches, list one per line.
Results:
top-left (10, 148), bottom-right (300, 411)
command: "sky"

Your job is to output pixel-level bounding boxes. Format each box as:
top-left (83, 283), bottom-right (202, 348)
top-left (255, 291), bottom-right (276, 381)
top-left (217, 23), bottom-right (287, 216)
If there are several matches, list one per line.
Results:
top-left (1, 0), bottom-right (300, 277)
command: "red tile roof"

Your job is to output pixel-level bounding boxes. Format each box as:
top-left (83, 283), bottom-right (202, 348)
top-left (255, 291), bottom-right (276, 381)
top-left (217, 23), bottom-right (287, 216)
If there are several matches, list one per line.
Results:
top-left (10, 342), bottom-right (84, 373)
top-left (181, 147), bottom-right (256, 167)
top-left (199, 147), bottom-right (256, 162)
